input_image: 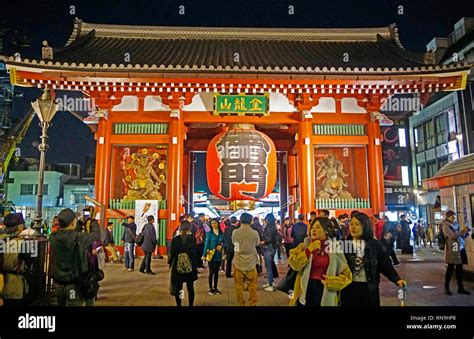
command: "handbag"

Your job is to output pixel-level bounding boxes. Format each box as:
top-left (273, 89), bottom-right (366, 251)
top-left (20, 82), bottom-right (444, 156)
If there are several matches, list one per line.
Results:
top-left (276, 268), bottom-right (297, 294)
top-left (205, 249), bottom-right (215, 262)
top-left (135, 232), bottom-right (145, 246)
top-left (74, 234), bottom-right (100, 300)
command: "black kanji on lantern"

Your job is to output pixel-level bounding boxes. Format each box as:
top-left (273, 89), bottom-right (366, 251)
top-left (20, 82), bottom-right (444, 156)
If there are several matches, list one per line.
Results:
top-left (216, 130), bottom-right (271, 199)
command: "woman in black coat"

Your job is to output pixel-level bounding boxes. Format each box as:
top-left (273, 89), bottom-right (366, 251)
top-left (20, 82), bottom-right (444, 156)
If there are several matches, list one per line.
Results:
top-left (168, 221), bottom-right (198, 306)
top-left (341, 212), bottom-right (406, 306)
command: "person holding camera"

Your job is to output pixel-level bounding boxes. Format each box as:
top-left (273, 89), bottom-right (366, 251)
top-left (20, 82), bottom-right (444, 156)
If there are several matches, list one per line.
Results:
top-left (121, 215), bottom-right (137, 272)
top-left (442, 210), bottom-right (471, 295)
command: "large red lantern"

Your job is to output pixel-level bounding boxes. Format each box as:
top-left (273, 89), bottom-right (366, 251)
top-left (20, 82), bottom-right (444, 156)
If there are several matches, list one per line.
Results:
top-left (206, 124), bottom-right (277, 201)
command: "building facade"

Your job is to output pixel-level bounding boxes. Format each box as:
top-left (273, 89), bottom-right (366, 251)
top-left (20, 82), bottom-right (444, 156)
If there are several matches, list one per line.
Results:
top-left (2, 19), bottom-right (469, 254)
top-left (410, 17), bottom-right (474, 225)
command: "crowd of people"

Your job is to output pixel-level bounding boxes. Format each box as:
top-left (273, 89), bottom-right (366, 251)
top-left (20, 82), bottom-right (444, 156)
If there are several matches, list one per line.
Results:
top-left (164, 209), bottom-right (409, 306)
top-left (0, 207), bottom-right (470, 307)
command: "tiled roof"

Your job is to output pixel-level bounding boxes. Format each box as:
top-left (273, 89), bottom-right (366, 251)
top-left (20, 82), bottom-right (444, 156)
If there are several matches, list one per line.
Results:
top-left (2, 19), bottom-right (471, 75)
top-left (54, 20), bottom-right (426, 72)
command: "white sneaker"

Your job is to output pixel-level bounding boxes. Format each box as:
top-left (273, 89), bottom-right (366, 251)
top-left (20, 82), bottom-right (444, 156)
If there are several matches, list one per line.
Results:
top-left (264, 286), bottom-right (275, 292)
top-left (262, 283), bottom-right (271, 288)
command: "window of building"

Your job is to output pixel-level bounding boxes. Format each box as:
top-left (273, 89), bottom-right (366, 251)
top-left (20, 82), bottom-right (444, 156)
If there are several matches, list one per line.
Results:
top-left (401, 166), bottom-right (410, 186)
top-left (425, 120), bottom-right (435, 149)
top-left (428, 161), bottom-right (438, 178)
top-left (72, 192), bottom-right (86, 205)
top-left (417, 166), bottom-right (422, 186)
top-left (398, 128), bottom-right (407, 147)
top-left (435, 113), bottom-right (447, 145)
top-left (20, 184), bottom-right (34, 195)
top-left (414, 125), bottom-right (424, 151)
top-left (420, 164), bottom-right (427, 182)
top-left (34, 184), bottom-right (49, 196)
top-left (447, 107), bottom-right (457, 134)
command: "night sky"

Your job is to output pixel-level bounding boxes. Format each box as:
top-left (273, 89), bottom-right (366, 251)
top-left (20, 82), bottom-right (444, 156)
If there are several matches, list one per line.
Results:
top-left (1, 0), bottom-right (471, 171)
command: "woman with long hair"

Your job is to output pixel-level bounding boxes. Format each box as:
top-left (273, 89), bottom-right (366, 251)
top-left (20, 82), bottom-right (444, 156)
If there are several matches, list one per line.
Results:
top-left (341, 212), bottom-right (406, 306)
top-left (289, 217), bottom-right (352, 306)
top-left (202, 218), bottom-right (225, 295)
top-left (262, 213), bottom-right (279, 291)
top-left (168, 221), bottom-right (198, 306)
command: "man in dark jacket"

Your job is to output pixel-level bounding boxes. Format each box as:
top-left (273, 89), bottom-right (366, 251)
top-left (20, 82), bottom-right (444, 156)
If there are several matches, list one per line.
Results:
top-left (400, 214), bottom-right (412, 254)
top-left (122, 216), bottom-right (137, 272)
top-left (381, 216), bottom-right (399, 266)
top-left (50, 208), bottom-right (100, 306)
top-left (223, 216), bottom-right (238, 278)
top-left (1, 213), bottom-right (33, 307)
top-left (139, 215), bottom-right (157, 275)
top-left (291, 214), bottom-right (308, 246)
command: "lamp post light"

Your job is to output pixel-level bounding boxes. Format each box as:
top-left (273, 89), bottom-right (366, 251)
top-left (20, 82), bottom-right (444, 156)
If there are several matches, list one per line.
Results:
top-left (31, 88), bottom-right (58, 231)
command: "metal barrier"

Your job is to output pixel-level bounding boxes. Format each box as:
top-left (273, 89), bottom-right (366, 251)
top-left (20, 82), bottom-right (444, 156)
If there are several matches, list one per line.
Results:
top-left (23, 237), bottom-right (54, 305)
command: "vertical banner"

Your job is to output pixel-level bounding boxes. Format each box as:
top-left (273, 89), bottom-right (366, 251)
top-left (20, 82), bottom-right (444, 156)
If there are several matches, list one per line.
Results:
top-left (135, 200), bottom-right (159, 237)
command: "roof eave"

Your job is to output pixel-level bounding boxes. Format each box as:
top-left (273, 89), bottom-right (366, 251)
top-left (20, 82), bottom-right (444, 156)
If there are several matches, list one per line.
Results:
top-left (3, 57), bottom-right (471, 79)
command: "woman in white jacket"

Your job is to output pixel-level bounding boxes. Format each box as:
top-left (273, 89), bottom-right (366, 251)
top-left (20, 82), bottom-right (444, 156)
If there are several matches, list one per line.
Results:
top-left (288, 217), bottom-right (352, 306)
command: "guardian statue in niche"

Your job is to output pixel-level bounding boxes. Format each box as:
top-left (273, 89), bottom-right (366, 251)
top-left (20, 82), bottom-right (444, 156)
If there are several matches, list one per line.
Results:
top-left (123, 148), bottom-right (166, 200)
top-left (316, 153), bottom-right (352, 199)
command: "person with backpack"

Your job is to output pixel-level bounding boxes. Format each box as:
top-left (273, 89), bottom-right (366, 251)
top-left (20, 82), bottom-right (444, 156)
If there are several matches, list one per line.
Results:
top-left (261, 214), bottom-right (279, 291)
top-left (441, 211), bottom-right (471, 295)
top-left (292, 214), bottom-right (309, 247)
top-left (50, 208), bottom-right (100, 306)
top-left (168, 221), bottom-right (198, 306)
top-left (121, 215), bottom-right (137, 272)
top-left (139, 215), bottom-right (157, 275)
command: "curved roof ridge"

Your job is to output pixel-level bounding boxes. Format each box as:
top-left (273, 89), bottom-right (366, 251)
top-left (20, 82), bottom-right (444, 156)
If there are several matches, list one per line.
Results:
top-left (70, 18), bottom-right (397, 42)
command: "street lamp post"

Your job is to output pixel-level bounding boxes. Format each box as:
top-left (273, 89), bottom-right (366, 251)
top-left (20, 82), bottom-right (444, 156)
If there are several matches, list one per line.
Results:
top-left (31, 88), bottom-right (58, 231)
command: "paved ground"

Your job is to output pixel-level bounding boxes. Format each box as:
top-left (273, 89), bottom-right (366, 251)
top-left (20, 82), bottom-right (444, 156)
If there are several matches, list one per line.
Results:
top-left (95, 246), bottom-right (474, 306)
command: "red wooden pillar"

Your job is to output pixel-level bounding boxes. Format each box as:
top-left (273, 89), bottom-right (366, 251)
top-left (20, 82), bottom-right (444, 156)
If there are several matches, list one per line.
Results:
top-left (102, 119), bottom-right (112, 209)
top-left (167, 117), bottom-right (184, 240)
top-left (94, 119), bottom-right (105, 208)
top-left (297, 119), bottom-right (315, 217)
top-left (287, 154), bottom-right (297, 222)
top-left (367, 119), bottom-right (385, 214)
